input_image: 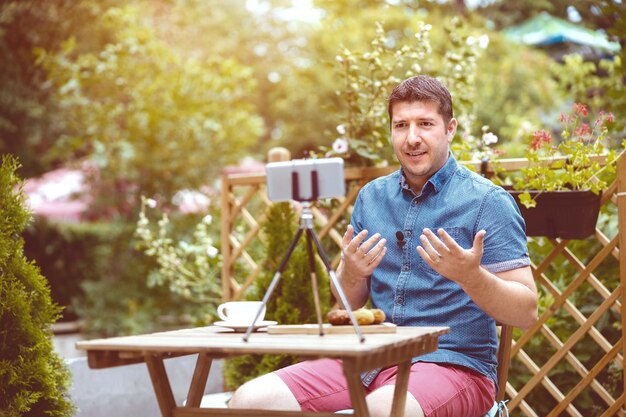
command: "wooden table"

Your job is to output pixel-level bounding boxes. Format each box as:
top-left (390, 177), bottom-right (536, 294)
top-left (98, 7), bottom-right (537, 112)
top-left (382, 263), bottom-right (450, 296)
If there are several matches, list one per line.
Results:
top-left (76, 325), bottom-right (449, 417)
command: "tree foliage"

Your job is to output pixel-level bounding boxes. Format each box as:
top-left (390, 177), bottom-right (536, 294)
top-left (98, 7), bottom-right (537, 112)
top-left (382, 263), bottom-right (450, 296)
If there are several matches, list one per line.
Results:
top-left (548, 1), bottom-right (625, 137)
top-left (0, 0), bottom-right (122, 177)
top-left (475, 0), bottom-right (618, 31)
top-left (36, 5), bottom-right (264, 218)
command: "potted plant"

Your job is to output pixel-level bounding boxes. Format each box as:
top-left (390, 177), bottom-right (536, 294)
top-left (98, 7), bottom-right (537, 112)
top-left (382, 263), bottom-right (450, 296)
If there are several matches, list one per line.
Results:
top-left (507, 103), bottom-right (624, 239)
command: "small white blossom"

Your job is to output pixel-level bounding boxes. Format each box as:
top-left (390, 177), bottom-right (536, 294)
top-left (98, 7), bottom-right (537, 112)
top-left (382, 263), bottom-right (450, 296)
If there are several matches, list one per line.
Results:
top-left (146, 198), bottom-right (157, 208)
top-left (479, 34), bottom-right (490, 49)
top-left (482, 132), bottom-right (498, 146)
top-left (202, 214), bottom-right (213, 224)
top-left (336, 124), bottom-right (346, 135)
top-left (267, 71), bottom-right (281, 83)
top-left (332, 138), bottom-right (349, 154)
top-left (466, 36), bottom-right (476, 46)
top-left (206, 246), bottom-right (219, 258)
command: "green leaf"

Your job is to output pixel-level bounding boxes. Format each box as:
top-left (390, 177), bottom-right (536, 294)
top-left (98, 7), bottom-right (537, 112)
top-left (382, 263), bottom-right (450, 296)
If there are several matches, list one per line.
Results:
top-left (518, 192), bottom-right (537, 209)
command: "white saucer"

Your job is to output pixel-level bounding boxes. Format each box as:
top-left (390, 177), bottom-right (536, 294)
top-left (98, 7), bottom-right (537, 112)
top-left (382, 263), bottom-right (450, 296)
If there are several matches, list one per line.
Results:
top-left (213, 320), bottom-right (278, 333)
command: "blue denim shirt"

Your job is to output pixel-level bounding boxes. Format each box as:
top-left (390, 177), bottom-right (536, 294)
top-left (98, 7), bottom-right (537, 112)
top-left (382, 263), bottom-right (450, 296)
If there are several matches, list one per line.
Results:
top-left (353, 154), bottom-right (530, 386)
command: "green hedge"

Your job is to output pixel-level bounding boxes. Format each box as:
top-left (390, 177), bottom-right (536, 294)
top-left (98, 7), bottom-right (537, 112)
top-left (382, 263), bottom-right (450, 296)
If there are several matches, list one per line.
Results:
top-left (0, 155), bottom-right (73, 417)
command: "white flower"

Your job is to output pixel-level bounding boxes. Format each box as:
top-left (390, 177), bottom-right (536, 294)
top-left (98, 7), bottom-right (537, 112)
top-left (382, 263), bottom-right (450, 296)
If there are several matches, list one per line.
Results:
top-left (479, 34), bottom-right (490, 49)
top-left (206, 246), bottom-right (219, 258)
top-left (145, 198), bottom-right (157, 208)
top-left (336, 124), bottom-right (346, 135)
top-left (482, 132), bottom-right (498, 146)
top-left (466, 36), bottom-right (476, 46)
top-left (332, 138), bottom-right (349, 154)
top-left (202, 214), bottom-right (213, 224)
top-left (267, 71), bottom-right (281, 83)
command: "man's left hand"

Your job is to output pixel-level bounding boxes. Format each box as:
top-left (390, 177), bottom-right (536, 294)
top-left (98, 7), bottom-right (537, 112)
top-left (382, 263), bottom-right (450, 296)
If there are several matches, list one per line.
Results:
top-left (417, 228), bottom-right (486, 285)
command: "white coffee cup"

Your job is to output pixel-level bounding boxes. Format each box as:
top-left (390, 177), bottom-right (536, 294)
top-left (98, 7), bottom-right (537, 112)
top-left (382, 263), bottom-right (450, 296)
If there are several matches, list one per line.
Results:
top-left (216, 301), bottom-right (266, 324)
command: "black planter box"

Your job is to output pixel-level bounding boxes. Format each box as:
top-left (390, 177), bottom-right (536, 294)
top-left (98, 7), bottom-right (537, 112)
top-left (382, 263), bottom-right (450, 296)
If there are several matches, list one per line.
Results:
top-left (507, 189), bottom-right (602, 239)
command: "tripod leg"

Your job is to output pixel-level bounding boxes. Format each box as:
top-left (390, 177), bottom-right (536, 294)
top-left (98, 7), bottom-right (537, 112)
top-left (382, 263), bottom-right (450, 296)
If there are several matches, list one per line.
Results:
top-left (305, 230), bottom-right (325, 336)
top-left (243, 227), bottom-right (304, 342)
top-left (308, 229), bottom-right (365, 343)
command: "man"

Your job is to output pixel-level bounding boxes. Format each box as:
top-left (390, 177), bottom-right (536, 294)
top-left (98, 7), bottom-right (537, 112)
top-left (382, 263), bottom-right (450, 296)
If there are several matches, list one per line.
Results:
top-left (229, 75), bottom-right (538, 417)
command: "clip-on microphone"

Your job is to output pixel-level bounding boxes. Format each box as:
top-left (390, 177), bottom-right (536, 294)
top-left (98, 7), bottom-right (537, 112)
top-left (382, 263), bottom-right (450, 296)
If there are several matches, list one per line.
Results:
top-left (396, 230), bottom-right (405, 248)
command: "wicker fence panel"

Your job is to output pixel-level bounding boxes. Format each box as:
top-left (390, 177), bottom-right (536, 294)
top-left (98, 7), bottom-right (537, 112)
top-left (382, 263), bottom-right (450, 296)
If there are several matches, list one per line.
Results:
top-left (220, 156), bottom-right (626, 417)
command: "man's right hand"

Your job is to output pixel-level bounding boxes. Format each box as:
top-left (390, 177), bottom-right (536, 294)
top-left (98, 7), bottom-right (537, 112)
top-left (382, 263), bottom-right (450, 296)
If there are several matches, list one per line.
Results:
top-left (333, 224), bottom-right (387, 309)
top-left (340, 224), bottom-right (387, 284)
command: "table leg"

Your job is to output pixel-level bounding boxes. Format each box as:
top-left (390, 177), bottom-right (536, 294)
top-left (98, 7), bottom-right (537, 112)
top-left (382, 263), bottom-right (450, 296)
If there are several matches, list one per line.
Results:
top-left (342, 359), bottom-right (370, 417)
top-left (389, 359), bottom-right (411, 417)
top-left (186, 353), bottom-right (213, 407)
top-left (145, 353), bottom-right (176, 417)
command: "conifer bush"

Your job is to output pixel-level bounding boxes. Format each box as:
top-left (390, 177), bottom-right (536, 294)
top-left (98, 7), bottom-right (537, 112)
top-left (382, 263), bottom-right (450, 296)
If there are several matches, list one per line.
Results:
top-left (224, 202), bottom-right (332, 389)
top-left (0, 155), bottom-right (73, 417)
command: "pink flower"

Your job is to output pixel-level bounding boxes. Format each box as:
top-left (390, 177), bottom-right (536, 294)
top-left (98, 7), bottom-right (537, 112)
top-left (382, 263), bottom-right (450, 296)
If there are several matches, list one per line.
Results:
top-left (607, 112), bottom-right (615, 123)
top-left (575, 123), bottom-right (590, 137)
top-left (573, 103), bottom-right (588, 117)
top-left (530, 129), bottom-right (551, 151)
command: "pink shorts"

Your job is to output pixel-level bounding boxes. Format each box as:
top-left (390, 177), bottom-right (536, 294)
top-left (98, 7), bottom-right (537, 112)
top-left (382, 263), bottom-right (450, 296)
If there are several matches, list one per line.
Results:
top-left (275, 359), bottom-right (495, 417)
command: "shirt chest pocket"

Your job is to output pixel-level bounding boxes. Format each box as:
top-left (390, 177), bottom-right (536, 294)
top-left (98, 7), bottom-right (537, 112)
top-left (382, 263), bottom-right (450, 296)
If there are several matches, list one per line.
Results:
top-left (416, 226), bottom-right (467, 275)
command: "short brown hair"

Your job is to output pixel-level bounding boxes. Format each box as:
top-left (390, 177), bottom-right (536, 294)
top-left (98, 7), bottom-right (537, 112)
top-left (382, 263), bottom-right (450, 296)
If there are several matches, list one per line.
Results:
top-left (387, 75), bottom-right (454, 124)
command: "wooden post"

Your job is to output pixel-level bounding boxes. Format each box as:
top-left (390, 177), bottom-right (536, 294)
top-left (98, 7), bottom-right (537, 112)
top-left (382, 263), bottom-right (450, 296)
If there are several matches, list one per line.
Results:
top-left (221, 172), bottom-right (232, 302)
top-left (618, 152), bottom-right (626, 413)
top-left (267, 147), bottom-right (291, 162)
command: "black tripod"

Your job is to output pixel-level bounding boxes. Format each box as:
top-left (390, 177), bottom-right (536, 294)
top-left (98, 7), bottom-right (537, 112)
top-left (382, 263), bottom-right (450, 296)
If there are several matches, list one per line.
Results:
top-left (243, 203), bottom-right (365, 343)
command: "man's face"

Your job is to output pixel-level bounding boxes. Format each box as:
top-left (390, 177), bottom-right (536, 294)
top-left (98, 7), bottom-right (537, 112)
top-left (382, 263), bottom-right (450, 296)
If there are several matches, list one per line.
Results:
top-left (391, 100), bottom-right (457, 193)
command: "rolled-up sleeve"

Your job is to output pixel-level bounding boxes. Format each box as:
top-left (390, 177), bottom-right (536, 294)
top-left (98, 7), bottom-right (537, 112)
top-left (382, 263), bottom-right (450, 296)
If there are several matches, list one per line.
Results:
top-left (477, 187), bottom-right (530, 273)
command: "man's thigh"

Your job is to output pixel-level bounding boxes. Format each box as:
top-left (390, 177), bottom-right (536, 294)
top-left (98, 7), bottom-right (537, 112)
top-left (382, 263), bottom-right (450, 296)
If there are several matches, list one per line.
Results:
top-left (372, 362), bottom-right (496, 417)
top-left (275, 358), bottom-right (353, 412)
top-left (365, 385), bottom-right (424, 417)
top-left (229, 372), bottom-right (300, 410)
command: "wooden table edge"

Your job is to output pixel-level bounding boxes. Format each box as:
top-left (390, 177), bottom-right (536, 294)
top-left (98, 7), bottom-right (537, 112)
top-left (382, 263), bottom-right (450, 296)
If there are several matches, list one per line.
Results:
top-left (76, 326), bottom-right (449, 370)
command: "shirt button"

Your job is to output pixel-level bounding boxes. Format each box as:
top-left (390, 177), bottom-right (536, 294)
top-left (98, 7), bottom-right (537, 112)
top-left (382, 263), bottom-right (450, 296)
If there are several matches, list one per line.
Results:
top-left (406, 230), bottom-right (412, 237)
top-left (402, 264), bottom-right (409, 272)
top-left (414, 200), bottom-right (419, 205)
top-left (395, 296), bottom-right (403, 304)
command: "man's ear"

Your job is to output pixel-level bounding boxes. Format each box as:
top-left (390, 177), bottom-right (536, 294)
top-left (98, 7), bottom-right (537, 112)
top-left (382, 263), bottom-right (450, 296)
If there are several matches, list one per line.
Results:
top-left (447, 118), bottom-right (458, 142)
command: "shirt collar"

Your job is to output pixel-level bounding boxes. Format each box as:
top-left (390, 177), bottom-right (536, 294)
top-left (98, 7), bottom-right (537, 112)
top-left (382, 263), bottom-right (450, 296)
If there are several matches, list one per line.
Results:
top-left (399, 153), bottom-right (458, 194)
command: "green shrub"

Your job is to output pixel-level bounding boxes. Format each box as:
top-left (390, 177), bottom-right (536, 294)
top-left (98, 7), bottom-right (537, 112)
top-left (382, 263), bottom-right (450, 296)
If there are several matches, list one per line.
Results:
top-left (0, 155), bottom-right (73, 417)
top-left (135, 197), bottom-right (222, 307)
top-left (224, 202), bottom-right (332, 389)
top-left (22, 219), bottom-right (125, 321)
top-left (68, 221), bottom-right (210, 338)
top-left (20, 207), bottom-right (213, 338)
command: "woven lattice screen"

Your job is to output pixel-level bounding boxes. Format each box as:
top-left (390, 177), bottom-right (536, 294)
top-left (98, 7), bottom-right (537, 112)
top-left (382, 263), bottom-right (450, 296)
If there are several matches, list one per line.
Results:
top-left (220, 155), bottom-right (626, 417)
